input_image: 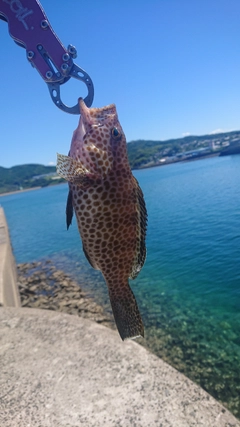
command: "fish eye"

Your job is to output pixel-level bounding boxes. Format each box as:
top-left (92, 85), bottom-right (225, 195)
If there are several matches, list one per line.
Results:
top-left (111, 127), bottom-right (122, 140)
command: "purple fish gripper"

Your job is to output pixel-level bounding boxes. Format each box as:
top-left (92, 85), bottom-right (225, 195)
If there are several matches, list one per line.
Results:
top-left (0, 0), bottom-right (94, 113)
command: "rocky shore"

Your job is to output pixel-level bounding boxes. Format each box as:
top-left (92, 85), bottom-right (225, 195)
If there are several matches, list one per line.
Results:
top-left (17, 260), bottom-right (115, 330)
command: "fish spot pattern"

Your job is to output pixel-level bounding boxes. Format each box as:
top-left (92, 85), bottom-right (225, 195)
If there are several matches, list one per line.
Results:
top-left (61, 99), bottom-right (147, 340)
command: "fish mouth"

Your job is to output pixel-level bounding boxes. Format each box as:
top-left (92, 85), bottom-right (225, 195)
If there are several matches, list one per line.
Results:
top-left (78, 97), bottom-right (117, 127)
top-left (76, 98), bottom-right (118, 144)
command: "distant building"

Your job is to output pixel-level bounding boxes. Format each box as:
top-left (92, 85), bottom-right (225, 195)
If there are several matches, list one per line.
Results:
top-left (176, 147), bottom-right (210, 159)
top-left (209, 141), bottom-right (216, 150)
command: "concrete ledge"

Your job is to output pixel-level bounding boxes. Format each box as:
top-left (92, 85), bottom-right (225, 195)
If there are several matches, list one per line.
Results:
top-left (0, 207), bottom-right (21, 307)
top-left (1, 307), bottom-right (239, 427)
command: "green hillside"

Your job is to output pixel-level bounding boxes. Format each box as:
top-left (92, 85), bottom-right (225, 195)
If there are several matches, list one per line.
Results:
top-left (0, 164), bottom-right (63, 194)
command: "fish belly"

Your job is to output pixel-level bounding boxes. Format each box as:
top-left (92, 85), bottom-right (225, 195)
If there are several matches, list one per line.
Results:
top-left (71, 175), bottom-right (137, 275)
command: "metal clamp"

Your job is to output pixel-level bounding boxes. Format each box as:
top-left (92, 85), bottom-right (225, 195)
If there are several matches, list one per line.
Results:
top-left (47, 63), bottom-right (94, 113)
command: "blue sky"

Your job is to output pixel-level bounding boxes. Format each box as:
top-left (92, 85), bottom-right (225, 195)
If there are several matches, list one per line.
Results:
top-left (1, 0), bottom-right (240, 168)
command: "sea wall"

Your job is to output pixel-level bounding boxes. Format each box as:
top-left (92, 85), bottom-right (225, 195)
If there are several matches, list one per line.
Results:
top-left (0, 207), bottom-right (21, 307)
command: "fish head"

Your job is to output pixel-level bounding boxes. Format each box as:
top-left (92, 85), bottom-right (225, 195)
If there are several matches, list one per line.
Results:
top-left (69, 98), bottom-right (129, 175)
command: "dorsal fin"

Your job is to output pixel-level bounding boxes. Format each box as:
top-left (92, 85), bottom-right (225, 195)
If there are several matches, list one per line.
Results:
top-left (130, 177), bottom-right (147, 280)
top-left (66, 189), bottom-right (74, 230)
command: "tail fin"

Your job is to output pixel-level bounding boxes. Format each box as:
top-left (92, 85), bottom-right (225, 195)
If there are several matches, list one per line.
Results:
top-left (108, 282), bottom-right (144, 340)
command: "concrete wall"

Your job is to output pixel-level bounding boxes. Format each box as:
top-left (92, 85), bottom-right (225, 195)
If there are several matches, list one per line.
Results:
top-left (0, 207), bottom-right (21, 307)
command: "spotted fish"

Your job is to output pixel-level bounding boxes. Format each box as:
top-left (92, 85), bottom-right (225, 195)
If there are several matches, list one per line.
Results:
top-left (57, 98), bottom-right (147, 340)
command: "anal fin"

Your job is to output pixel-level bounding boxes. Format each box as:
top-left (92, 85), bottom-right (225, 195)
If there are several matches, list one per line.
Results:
top-left (82, 243), bottom-right (99, 270)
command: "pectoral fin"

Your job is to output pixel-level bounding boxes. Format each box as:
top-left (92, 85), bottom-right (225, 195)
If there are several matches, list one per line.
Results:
top-left (57, 153), bottom-right (89, 183)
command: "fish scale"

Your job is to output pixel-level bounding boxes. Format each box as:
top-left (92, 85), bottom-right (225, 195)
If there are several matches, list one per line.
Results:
top-left (57, 98), bottom-right (147, 340)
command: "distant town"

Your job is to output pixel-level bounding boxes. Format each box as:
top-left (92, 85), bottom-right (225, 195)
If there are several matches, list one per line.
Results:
top-left (1, 130), bottom-right (240, 194)
top-left (127, 130), bottom-right (240, 169)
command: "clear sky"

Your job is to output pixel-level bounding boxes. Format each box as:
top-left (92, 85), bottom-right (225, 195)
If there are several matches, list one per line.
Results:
top-left (1, 0), bottom-right (240, 168)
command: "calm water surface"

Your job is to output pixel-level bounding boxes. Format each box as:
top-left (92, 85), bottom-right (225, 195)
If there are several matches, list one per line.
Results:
top-left (1, 155), bottom-right (240, 416)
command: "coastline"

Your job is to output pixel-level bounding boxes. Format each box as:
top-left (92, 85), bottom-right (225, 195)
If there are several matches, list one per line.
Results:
top-left (0, 182), bottom-right (67, 198)
top-left (0, 186), bottom-right (42, 197)
top-left (133, 152), bottom-right (220, 170)
top-left (0, 153), bottom-right (220, 196)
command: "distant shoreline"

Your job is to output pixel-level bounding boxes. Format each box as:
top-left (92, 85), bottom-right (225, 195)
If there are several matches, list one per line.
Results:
top-left (132, 152), bottom-right (220, 170)
top-left (0, 187), bottom-right (42, 197)
top-left (0, 152), bottom-right (222, 196)
top-left (0, 182), bottom-right (68, 197)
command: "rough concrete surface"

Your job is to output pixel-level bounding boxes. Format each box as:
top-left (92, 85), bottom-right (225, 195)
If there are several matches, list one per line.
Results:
top-left (0, 207), bottom-right (20, 307)
top-left (1, 307), bottom-right (239, 427)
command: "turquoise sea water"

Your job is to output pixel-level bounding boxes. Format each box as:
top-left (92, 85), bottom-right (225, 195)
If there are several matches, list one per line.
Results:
top-left (1, 155), bottom-right (240, 416)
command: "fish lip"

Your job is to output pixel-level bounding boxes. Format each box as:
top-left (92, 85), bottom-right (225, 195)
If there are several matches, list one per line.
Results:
top-left (78, 98), bottom-right (92, 125)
